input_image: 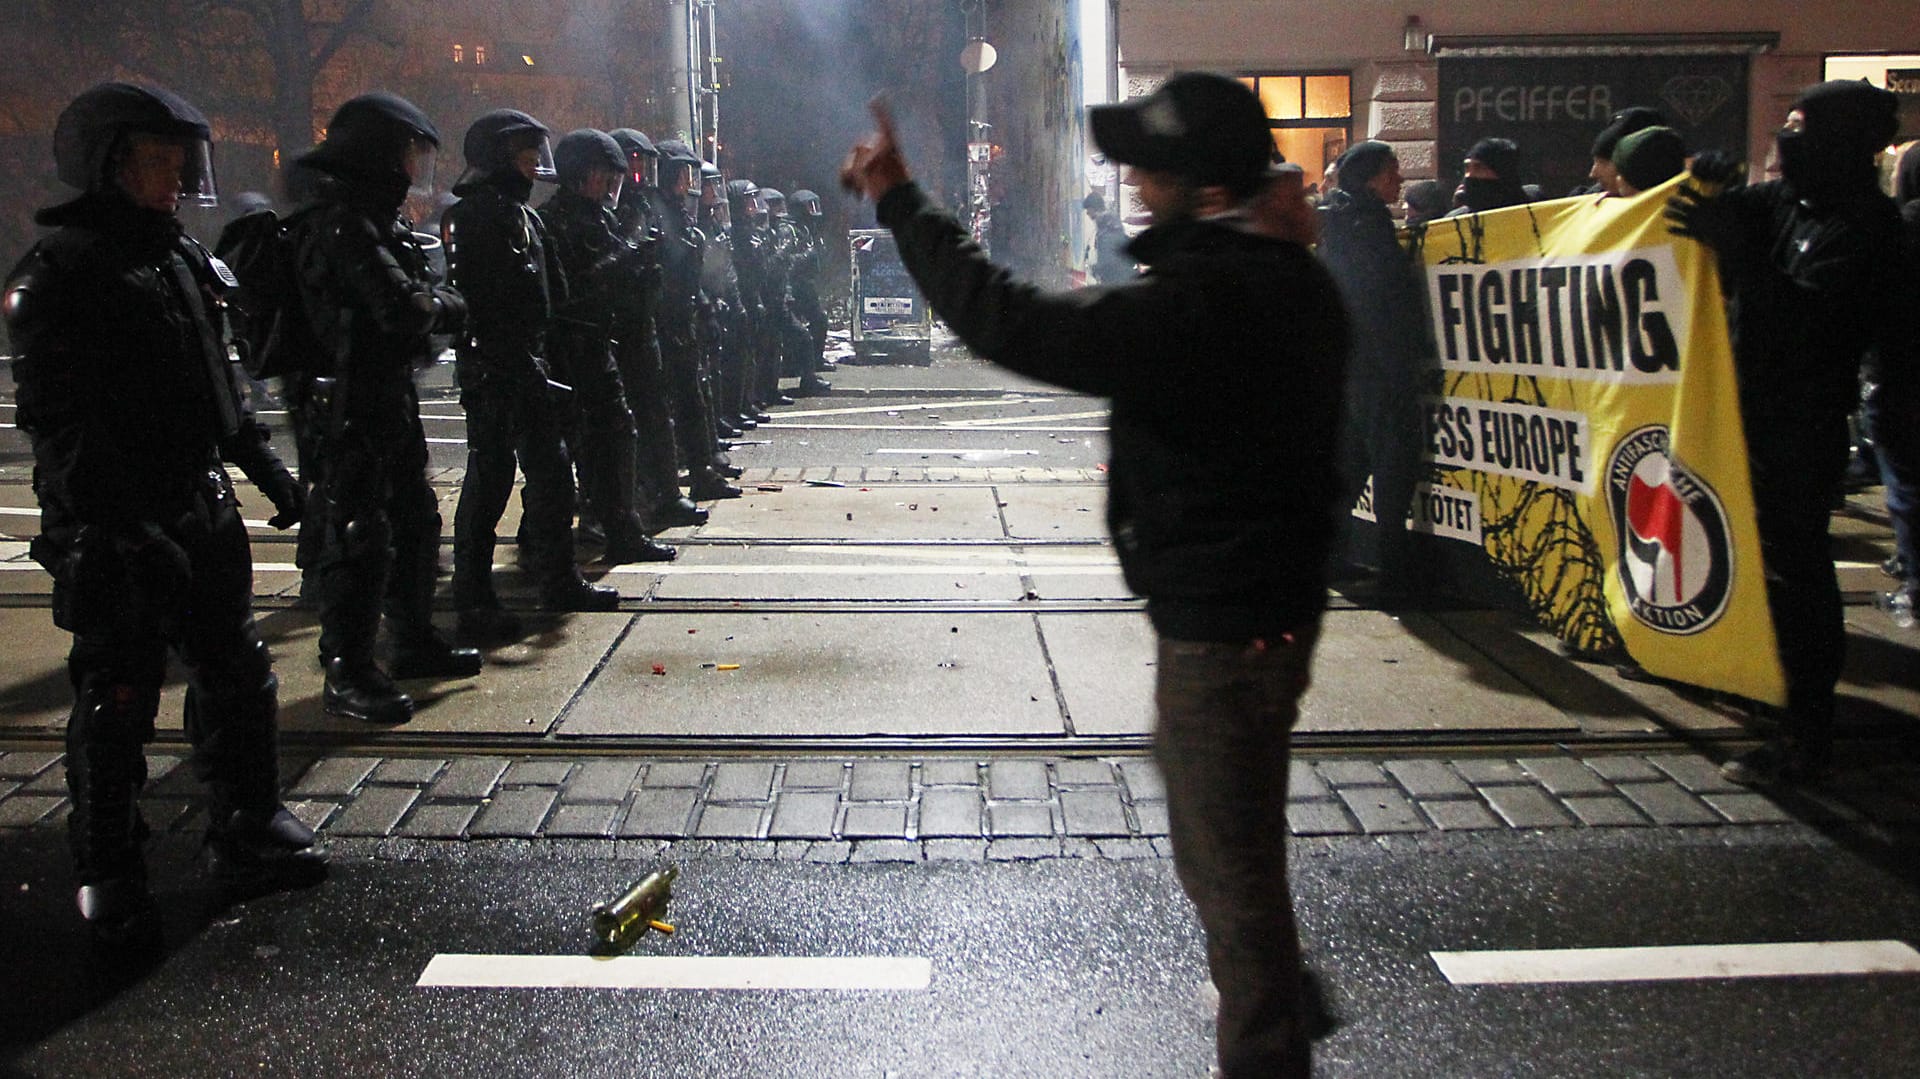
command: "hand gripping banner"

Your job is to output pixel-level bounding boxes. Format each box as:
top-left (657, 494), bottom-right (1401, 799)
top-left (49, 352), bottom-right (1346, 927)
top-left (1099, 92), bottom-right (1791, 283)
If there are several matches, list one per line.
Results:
top-left (1410, 176), bottom-right (1785, 706)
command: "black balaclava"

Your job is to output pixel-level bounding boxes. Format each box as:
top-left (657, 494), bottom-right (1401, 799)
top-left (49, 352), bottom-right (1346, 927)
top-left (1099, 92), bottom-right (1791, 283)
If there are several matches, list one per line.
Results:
top-left (1779, 79), bottom-right (1900, 207)
top-left (1334, 140), bottom-right (1395, 197)
top-left (299, 92), bottom-right (439, 213)
top-left (1461, 137), bottom-right (1528, 212)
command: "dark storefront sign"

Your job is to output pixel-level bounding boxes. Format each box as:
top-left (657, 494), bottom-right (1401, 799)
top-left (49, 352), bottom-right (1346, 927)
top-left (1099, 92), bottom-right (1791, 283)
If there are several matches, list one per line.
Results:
top-left (1438, 53), bottom-right (1750, 199)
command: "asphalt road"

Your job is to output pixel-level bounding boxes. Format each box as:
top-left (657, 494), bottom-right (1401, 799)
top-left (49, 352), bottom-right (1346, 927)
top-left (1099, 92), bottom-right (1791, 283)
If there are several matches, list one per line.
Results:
top-left (4, 822), bottom-right (1918, 1078)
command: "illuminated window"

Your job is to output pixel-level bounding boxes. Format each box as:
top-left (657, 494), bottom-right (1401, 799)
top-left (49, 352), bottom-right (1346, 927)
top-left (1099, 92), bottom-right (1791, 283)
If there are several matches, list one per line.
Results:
top-left (452, 43), bottom-right (464, 64)
top-left (474, 44), bottom-right (488, 65)
top-left (1240, 72), bottom-right (1352, 185)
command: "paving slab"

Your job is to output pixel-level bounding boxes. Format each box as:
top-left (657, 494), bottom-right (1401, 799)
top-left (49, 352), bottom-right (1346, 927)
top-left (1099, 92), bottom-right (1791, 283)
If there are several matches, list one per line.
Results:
top-left (691, 485), bottom-right (1006, 541)
top-left (1304, 610), bottom-right (1577, 733)
top-left (643, 542), bottom-right (1026, 602)
top-left (558, 612), bottom-right (1062, 737)
top-left (1043, 608), bottom-right (1580, 737)
top-left (997, 484), bottom-right (1111, 541)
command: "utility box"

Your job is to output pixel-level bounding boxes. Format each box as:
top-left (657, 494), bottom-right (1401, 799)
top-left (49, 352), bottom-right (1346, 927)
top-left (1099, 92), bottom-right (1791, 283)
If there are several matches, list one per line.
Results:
top-left (847, 229), bottom-right (932, 365)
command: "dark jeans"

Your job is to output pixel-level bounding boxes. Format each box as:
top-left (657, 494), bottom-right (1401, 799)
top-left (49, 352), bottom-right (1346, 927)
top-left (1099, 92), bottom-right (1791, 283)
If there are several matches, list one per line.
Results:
top-left (1748, 415), bottom-right (1850, 744)
top-left (1152, 624), bottom-right (1320, 1079)
top-left (1340, 372), bottom-right (1427, 588)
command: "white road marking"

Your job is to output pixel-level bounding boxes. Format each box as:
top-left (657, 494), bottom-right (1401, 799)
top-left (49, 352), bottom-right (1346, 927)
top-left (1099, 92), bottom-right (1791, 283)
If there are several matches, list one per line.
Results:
top-left (944, 410), bottom-right (1111, 427)
top-left (773, 398), bottom-right (1046, 419)
top-left (417, 954), bottom-right (932, 991)
top-left (872, 447), bottom-right (1043, 455)
top-left (426, 437), bottom-right (468, 445)
top-left (758, 424), bottom-right (1105, 433)
top-left (596, 562), bottom-right (1118, 576)
top-left (1431, 940), bottom-right (1920, 985)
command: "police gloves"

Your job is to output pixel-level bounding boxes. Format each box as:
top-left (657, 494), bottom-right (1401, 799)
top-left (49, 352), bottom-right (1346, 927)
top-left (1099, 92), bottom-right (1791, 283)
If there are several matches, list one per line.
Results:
top-left (262, 468), bottom-right (305, 530)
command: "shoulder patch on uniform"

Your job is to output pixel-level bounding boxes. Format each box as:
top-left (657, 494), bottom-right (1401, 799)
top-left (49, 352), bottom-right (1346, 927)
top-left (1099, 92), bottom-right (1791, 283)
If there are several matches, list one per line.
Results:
top-left (207, 254), bottom-right (240, 288)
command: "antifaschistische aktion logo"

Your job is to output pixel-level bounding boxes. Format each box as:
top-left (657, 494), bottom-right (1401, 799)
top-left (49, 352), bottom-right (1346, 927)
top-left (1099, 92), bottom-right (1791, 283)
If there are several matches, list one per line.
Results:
top-left (1607, 425), bottom-right (1734, 635)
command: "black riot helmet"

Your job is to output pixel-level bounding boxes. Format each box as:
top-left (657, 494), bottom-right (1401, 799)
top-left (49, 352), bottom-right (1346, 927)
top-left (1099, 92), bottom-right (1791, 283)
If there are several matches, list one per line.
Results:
top-left (727, 178), bottom-right (768, 220)
top-left (654, 138), bottom-right (701, 194)
top-left (760, 187), bottom-right (788, 219)
top-left (50, 82), bottom-right (217, 212)
top-left (553, 128), bottom-right (627, 197)
top-left (789, 188), bottom-right (824, 218)
top-left (455, 109), bottom-right (556, 196)
top-left (300, 92), bottom-right (440, 204)
top-left (610, 128), bottom-right (659, 189)
top-left (699, 163), bottom-right (730, 229)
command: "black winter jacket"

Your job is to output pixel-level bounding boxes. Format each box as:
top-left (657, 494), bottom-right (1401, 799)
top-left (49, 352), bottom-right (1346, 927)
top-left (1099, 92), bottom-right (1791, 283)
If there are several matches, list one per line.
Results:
top-left (877, 183), bottom-right (1350, 641)
top-left (7, 192), bottom-right (288, 529)
top-left (1317, 188), bottom-right (1432, 386)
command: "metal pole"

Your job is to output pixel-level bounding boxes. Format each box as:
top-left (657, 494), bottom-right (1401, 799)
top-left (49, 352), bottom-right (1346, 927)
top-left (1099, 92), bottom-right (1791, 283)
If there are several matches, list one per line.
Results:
top-left (663, 0), bottom-right (693, 142)
top-left (701, 0), bottom-right (720, 164)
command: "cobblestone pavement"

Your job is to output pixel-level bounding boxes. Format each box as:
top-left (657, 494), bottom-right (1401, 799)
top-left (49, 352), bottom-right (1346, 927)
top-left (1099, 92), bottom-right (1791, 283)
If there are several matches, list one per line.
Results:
top-left (5, 748), bottom-right (1918, 863)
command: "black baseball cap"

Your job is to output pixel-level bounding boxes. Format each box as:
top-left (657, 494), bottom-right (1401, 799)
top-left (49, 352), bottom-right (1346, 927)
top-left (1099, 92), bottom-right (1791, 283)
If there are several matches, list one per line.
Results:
top-left (1090, 72), bottom-right (1273, 196)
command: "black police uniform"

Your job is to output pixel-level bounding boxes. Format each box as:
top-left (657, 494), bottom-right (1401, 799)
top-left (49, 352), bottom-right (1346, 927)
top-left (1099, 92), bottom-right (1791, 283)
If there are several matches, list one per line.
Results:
top-left (726, 180), bottom-right (780, 409)
top-left (699, 180), bottom-right (757, 428)
top-left (783, 190), bottom-right (833, 395)
top-left (538, 129), bottom-right (676, 564)
top-left (293, 93), bottom-right (480, 724)
top-left (443, 110), bottom-right (620, 635)
top-left (609, 130), bottom-right (706, 530)
top-left (646, 145), bottom-right (738, 499)
top-left (5, 82), bottom-right (323, 934)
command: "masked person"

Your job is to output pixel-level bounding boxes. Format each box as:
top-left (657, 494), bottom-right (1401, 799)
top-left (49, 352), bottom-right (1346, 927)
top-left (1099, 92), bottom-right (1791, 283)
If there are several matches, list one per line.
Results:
top-left (608, 129), bottom-right (708, 531)
top-left (842, 73), bottom-right (1348, 1078)
top-left (1448, 137), bottom-right (1530, 215)
top-left (538, 129), bottom-right (678, 566)
top-left (444, 110), bottom-right (621, 644)
top-left (291, 93), bottom-right (480, 725)
top-left (647, 140), bottom-right (740, 500)
top-left (1318, 141), bottom-right (1433, 599)
top-left (1667, 80), bottom-right (1904, 785)
top-left (6, 83), bottom-right (325, 940)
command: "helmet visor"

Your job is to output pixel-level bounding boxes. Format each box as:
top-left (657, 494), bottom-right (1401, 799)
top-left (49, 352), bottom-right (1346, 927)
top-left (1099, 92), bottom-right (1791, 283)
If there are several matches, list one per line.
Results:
top-left (115, 131), bottom-right (217, 210)
top-left (530, 135), bottom-right (558, 182)
top-left (406, 138), bottom-right (437, 197)
top-left (631, 151), bottom-right (659, 190)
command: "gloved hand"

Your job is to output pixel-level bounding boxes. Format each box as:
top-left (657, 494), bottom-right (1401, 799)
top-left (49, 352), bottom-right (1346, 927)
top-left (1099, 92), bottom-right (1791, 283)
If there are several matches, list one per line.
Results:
top-left (430, 286), bottom-right (468, 334)
top-left (1664, 184), bottom-right (1744, 260)
top-left (1686, 150), bottom-right (1745, 189)
top-left (262, 468), bottom-right (305, 529)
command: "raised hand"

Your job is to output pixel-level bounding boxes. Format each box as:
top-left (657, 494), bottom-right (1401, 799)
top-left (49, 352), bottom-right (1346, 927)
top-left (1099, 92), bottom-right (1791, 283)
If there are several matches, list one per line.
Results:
top-left (840, 98), bottom-right (913, 202)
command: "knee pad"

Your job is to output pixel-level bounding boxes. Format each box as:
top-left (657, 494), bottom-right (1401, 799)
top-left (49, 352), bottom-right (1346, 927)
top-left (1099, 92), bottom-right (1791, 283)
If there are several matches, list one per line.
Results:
top-left (76, 681), bottom-right (160, 744)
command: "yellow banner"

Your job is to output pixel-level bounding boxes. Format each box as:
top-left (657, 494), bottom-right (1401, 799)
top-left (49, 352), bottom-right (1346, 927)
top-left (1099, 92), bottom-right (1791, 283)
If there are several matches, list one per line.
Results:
top-left (1412, 177), bottom-right (1785, 706)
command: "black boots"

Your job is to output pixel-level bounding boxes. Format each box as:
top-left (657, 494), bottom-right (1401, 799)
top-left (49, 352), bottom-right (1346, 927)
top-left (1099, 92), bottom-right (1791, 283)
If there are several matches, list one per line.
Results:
top-left (541, 574), bottom-right (622, 612)
top-left (203, 806), bottom-right (329, 894)
top-left (76, 874), bottom-right (159, 947)
top-left (689, 468), bottom-right (743, 501)
top-left (602, 535), bottom-right (678, 565)
top-left (323, 657), bottom-right (413, 724)
top-left (650, 495), bottom-right (710, 530)
top-left (388, 629), bottom-right (484, 680)
top-left (796, 376), bottom-right (832, 397)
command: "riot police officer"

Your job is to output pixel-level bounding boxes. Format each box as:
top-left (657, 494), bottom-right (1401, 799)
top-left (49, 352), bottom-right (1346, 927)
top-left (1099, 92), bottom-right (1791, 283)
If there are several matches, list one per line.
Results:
top-left (756, 188), bottom-right (823, 399)
top-left (538, 128), bottom-right (677, 564)
top-left (727, 179), bottom-right (788, 410)
top-left (648, 139), bottom-right (740, 500)
top-left (444, 110), bottom-right (621, 642)
top-left (699, 164), bottom-right (761, 431)
top-left (5, 83), bottom-right (324, 940)
top-left (608, 129), bottom-right (707, 531)
top-left (293, 93), bottom-right (482, 726)
top-left (784, 188), bottom-right (833, 396)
